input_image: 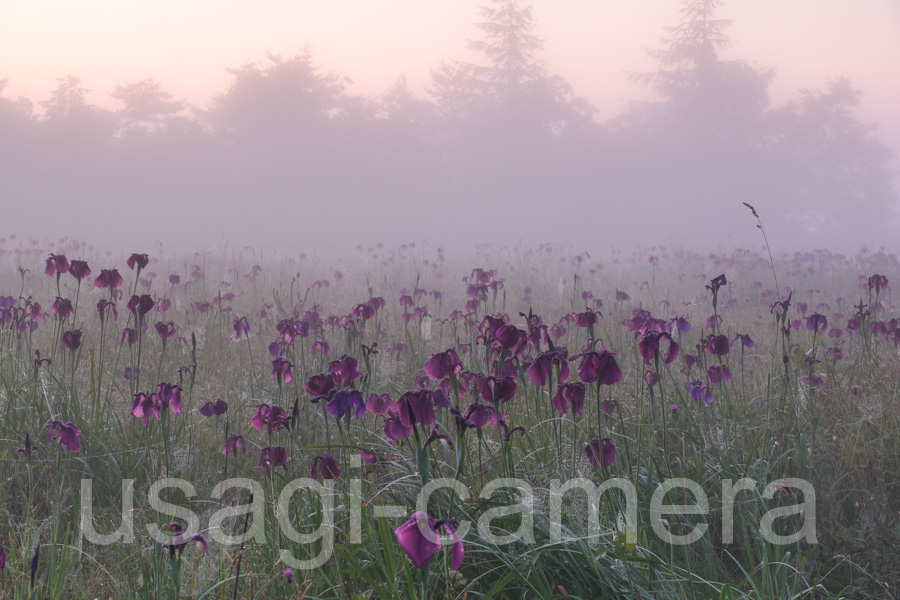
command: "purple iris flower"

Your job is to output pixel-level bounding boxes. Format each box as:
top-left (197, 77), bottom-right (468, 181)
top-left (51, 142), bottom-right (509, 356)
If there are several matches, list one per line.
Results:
top-left (477, 315), bottom-right (505, 341)
top-left (352, 302), bottom-right (376, 320)
top-left (164, 522), bottom-right (208, 556)
top-left (156, 382), bottom-right (183, 415)
top-left (471, 268), bottom-right (492, 284)
top-left (394, 512), bottom-right (463, 571)
top-left (576, 348), bottom-right (622, 385)
top-left (121, 327), bottom-right (138, 347)
top-left (361, 342), bottom-right (379, 361)
top-left (46, 420), bottom-right (81, 452)
top-left (499, 421), bottom-right (526, 441)
top-left (127, 253), bottom-right (149, 270)
top-left (97, 299), bottom-right (117, 322)
top-left (551, 382), bottom-right (585, 416)
top-left (600, 399), bottom-right (618, 416)
top-left (804, 375), bottom-right (824, 389)
top-left (94, 269), bottom-right (124, 289)
top-left (771, 292), bottom-right (793, 317)
top-left (825, 346), bottom-right (844, 361)
top-left (230, 316), bottom-right (250, 340)
top-left (61, 329), bottom-right (82, 351)
top-left (127, 294), bottom-right (155, 318)
top-left (132, 393), bottom-right (159, 425)
top-left (671, 316), bottom-right (691, 334)
top-left (326, 389), bottom-right (367, 419)
top-left (276, 318), bottom-right (309, 344)
top-left (397, 390), bottom-right (436, 427)
top-left (178, 363), bottom-right (196, 383)
top-left (707, 364), bottom-right (732, 384)
top-left (328, 355), bottom-right (360, 387)
top-left (638, 330), bottom-right (679, 366)
top-left (27, 301), bottom-right (43, 323)
top-left (527, 349), bottom-right (570, 387)
top-left (450, 402), bottom-right (496, 433)
top-left (868, 274), bottom-right (889, 292)
top-left (423, 348), bottom-right (463, 380)
top-left (311, 453), bottom-right (341, 480)
top-left (492, 324), bottom-right (528, 356)
top-left (155, 321), bottom-right (176, 340)
top-left (574, 310), bottom-right (599, 328)
top-left (45, 254), bottom-right (69, 277)
top-left (479, 375), bottom-right (517, 404)
top-left (359, 449), bottom-right (378, 467)
top-left (424, 426), bottom-right (454, 451)
top-left (706, 274), bottom-right (727, 295)
top-left (69, 259), bottom-right (91, 281)
top-left (155, 298), bottom-right (171, 314)
top-left (251, 403), bottom-right (290, 433)
top-left (464, 402), bottom-right (496, 428)
top-left (199, 399), bottom-right (229, 417)
top-left (310, 339), bottom-right (331, 356)
top-left (625, 309), bottom-right (668, 336)
top-left (271, 358), bottom-right (293, 385)
top-left (259, 445), bottom-right (288, 475)
top-left (686, 380), bottom-right (713, 403)
top-left (222, 434), bottom-right (248, 456)
top-left (704, 334), bottom-right (730, 356)
top-left (306, 374), bottom-right (335, 399)
top-left (52, 297), bottom-right (74, 320)
top-left (806, 313), bottom-right (828, 333)
top-left (384, 409), bottom-right (414, 443)
top-left (34, 351), bottom-right (52, 370)
top-left (366, 393), bottom-right (396, 415)
top-left (550, 323), bottom-right (567, 339)
top-left (731, 333), bottom-right (754, 348)
top-left (584, 438), bottom-right (615, 469)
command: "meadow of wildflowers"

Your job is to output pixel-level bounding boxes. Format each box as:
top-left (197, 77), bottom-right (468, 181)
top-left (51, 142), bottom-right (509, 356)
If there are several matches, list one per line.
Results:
top-left (1, 236), bottom-right (898, 599)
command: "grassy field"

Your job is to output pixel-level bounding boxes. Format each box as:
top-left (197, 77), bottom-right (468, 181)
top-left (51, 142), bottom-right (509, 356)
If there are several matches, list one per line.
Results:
top-left (1, 237), bottom-right (898, 599)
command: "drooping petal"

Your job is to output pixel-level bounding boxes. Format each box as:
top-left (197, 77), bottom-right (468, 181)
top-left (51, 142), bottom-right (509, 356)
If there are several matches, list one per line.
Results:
top-left (394, 512), bottom-right (440, 569)
top-left (366, 393), bottom-right (395, 415)
top-left (551, 388), bottom-right (567, 415)
top-left (600, 438), bottom-right (616, 467)
top-left (441, 520), bottom-right (464, 572)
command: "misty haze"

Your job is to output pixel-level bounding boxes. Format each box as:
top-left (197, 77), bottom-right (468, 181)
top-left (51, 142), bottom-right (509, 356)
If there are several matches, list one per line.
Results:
top-left (1, 0), bottom-right (897, 254)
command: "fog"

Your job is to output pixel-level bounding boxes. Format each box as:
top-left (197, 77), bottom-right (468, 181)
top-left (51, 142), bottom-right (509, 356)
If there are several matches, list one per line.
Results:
top-left (1, 0), bottom-right (897, 256)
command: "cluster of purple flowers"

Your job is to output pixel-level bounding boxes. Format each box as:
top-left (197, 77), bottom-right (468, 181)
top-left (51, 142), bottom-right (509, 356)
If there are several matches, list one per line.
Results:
top-left (131, 382), bottom-right (184, 424)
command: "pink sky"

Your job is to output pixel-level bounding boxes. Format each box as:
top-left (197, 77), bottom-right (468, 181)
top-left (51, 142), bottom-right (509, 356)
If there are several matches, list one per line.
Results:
top-left (2, 1), bottom-right (899, 153)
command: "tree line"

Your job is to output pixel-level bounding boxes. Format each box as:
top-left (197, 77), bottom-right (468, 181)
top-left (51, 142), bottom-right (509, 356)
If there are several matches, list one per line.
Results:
top-left (1, 0), bottom-right (895, 250)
